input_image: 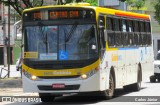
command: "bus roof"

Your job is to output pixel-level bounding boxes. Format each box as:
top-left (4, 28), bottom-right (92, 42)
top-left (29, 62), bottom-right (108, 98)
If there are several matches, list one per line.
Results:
top-left (23, 3), bottom-right (150, 20)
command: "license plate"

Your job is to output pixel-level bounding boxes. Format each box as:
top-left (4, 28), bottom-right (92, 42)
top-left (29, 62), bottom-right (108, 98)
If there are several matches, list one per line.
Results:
top-left (52, 84), bottom-right (65, 88)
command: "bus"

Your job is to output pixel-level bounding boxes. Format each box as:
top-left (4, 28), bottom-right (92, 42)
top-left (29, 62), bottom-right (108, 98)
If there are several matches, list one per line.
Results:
top-left (21, 3), bottom-right (154, 102)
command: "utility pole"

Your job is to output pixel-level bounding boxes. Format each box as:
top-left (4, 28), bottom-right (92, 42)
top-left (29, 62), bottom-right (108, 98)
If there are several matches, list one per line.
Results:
top-left (2, 3), bottom-right (7, 67)
top-left (8, 0), bottom-right (11, 78)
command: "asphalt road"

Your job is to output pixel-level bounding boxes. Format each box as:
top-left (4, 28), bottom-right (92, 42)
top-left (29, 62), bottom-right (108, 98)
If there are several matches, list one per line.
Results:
top-left (1, 79), bottom-right (160, 105)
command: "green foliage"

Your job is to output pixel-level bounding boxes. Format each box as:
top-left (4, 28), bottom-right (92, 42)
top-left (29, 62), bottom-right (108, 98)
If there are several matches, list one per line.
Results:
top-left (154, 0), bottom-right (160, 24)
top-left (85, 0), bottom-right (98, 6)
top-left (125, 0), bottom-right (145, 9)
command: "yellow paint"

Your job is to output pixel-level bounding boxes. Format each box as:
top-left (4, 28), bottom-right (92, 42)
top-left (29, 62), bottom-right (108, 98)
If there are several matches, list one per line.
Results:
top-left (24, 52), bottom-right (38, 58)
top-left (112, 54), bottom-right (118, 61)
top-left (106, 42), bottom-right (118, 51)
top-left (22, 59), bottom-right (100, 76)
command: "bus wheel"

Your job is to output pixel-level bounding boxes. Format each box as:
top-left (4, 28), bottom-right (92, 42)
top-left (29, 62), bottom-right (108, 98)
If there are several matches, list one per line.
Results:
top-left (132, 65), bottom-right (142, 91)
top-left (104, 73), bottom-right (115, 99)
top-left (39, 93), bottom-right (55, 102)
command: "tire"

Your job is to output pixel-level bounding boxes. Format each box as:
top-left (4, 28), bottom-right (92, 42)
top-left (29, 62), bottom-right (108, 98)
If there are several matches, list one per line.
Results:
top-left (150, 75), bottom-right (156, 83)
top-left (123, 85), bottom-right (132, 92)
top-left (103, 73), bottom-right (115, 99)
top-left (132, 65), bottom-right (142, 91)
top-left (39, 93), bottom-right (55, 102)
top-left (158, 78), bottom-right (160, 82)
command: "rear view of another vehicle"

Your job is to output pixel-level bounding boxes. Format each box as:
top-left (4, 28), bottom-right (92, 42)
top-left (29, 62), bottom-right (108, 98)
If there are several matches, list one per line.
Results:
top-left (150, 52), bottom-right (160, 82)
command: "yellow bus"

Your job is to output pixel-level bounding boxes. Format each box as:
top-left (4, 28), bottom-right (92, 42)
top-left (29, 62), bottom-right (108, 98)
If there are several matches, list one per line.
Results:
top-left (21, 3), bottom-right (154, 102)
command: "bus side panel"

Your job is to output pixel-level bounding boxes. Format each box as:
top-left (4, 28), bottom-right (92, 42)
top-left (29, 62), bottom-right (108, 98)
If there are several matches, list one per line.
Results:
top-left (117, 49), bottom-right (126, 87)
top-left (125, 49), bottom-right (137, 86)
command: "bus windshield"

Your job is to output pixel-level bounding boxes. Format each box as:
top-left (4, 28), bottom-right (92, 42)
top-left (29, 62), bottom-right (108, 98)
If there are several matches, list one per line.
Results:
top-left (24, 24), bottom-right (98, 61)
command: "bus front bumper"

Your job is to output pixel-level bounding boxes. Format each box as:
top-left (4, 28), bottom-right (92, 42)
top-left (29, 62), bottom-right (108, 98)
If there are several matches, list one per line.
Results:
top-left (22, 71), bottom-right (102, 94)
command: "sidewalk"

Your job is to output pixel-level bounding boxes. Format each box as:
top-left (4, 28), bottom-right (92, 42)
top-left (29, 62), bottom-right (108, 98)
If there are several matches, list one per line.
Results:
top-left (0, 78), bottom-right (38, 96)
top-left (0, 66), bottom-right (38, 96)
top-left (0, 65), bottom-right (21, 78)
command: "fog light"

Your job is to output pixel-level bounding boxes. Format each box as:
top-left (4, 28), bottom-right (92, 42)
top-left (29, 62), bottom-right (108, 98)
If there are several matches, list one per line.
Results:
top-left (31, 75), bottom-right (37, 80)
top-left (81, 74), bottom-right (87, 79)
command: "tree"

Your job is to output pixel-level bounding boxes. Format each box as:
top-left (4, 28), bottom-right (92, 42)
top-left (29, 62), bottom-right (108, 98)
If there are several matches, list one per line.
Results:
top-left (0, 0), bottom-right (98, 17)
top-left (120, 0), bottom-right (146, 10)
top-left (126, 0), bottom-right (145, 9)
top-left (0, 0), bottom-right (45, 16)
top-left (154, 0), bottom-right (160, 24)
top-left (85, 0), bottom-right (97, 6)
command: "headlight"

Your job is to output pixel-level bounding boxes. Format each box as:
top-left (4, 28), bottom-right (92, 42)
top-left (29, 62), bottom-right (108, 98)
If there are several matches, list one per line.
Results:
top-left (23, 70), bottom-right (41, 81)
top-left (81, 67), bottom-right (99, 79)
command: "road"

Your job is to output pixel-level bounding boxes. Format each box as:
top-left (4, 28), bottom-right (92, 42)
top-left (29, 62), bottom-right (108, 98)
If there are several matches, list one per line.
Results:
top-left (1, 79), bottom-right (160, 105)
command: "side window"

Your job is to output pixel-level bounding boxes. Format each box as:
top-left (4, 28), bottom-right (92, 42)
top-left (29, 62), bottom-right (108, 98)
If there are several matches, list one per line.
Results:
top-left (115, 18), bottom-right (122, 46)
top-left (134, 21), bottom-right (139, 32)
top-left (128, 20), bottom-right (134, 45)
top-left (107, 17), bottom-right (113, 30)
top-left (133, 20), bottom-right (139, 45)
top-left (145, 22), bottom-right (151, 33)
top-left (99, 15), bottom-right (106, 48)
top-left (121, 19), bottom-right (128, 46)
top-left (128, 20), bottom-right (134, 32)
top-left (140, 21), bottom-right (145, 32)
top-left (145, 22), bottom-right (151, 45)
top-left (139, 21), bottom-right (145, 45)
top-left (98, 15), bottom-right (105, 28)
top-left (113, 18), bottom-right (120, 31)
top-left (107, 17), bottom-right (115, 47)
top-left (121, 19), bottom-right (127, 32)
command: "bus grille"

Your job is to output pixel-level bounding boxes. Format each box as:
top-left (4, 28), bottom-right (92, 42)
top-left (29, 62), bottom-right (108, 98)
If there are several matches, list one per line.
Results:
top-left (38, 85), bottom-right (80, 91)
top-left (38, 75), bottom-right (80, 79)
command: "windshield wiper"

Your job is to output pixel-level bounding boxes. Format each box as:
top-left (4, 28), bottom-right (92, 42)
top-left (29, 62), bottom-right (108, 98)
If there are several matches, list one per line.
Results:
top-left (65, 22), bottom-right (78, 42)
top-left (38, 22), bottom-right (49, 53)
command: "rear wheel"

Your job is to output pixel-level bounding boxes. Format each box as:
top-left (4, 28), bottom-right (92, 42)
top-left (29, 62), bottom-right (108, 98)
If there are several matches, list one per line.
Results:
top-left (39, 93), bottom-right (55, 102)
top-left (103, 73), bottom-right (115, 99)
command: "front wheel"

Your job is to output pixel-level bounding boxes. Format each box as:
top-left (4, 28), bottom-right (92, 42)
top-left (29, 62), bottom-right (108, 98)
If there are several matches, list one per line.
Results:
top-left (39, 93), bottom-right (55, 102)
top-left (103, 73), bottom-right (115, 99)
